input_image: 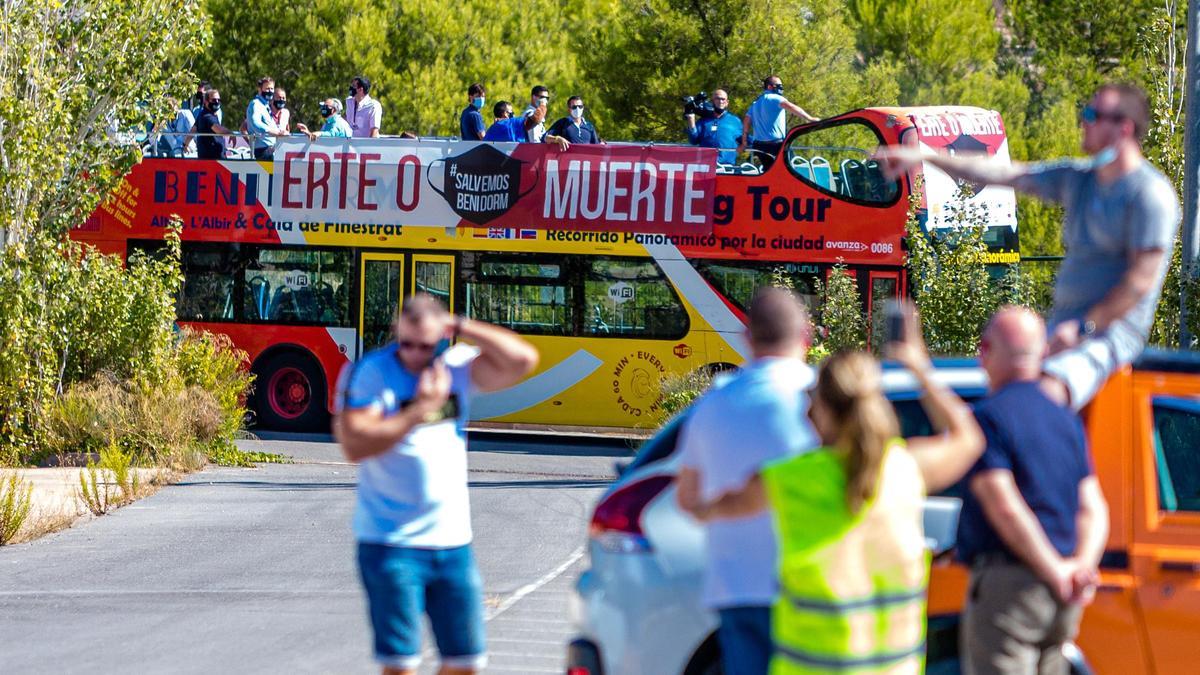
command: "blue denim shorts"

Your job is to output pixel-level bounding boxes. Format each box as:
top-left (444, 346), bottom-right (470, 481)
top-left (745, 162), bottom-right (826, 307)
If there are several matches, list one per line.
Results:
top-left (717, 605), bottom-right (772, 675)
top-left (357, 542), bottom-right (487, 669)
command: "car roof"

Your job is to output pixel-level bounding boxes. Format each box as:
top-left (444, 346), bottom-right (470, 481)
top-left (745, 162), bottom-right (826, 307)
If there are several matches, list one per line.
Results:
top-left (1134, 348), bottom-right (1200, 375)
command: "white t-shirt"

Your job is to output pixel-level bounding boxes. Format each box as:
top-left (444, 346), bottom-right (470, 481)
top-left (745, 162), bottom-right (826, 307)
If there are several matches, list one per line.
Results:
top-left (339, 344), bottom-right (478, 548)
top-left (677, 357), bottom-right (818, 608)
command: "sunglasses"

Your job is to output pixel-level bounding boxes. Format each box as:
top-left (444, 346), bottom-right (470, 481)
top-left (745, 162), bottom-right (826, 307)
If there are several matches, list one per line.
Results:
top-left (398, 340), bottom-right (437, 352)
top-left (537, 96), bottom-right (550, 102)
top-left (1080, 104), bottom-right (1125, 125)
top-left (570, 104), bottom-right (584, 110)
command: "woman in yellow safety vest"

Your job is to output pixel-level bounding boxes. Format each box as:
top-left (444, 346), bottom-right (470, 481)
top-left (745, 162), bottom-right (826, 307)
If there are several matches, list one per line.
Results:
top-left (692, 306), bottom-right (984, 674)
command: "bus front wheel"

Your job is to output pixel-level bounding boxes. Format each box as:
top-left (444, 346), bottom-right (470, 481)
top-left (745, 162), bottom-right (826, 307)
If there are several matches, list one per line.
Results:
top-left (253, 352), bottom-right (329, 432)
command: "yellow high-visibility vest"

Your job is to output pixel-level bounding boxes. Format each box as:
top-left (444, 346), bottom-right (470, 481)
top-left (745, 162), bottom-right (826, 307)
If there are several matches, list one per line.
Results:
top-left (761, 441), bottom-right (928, 674)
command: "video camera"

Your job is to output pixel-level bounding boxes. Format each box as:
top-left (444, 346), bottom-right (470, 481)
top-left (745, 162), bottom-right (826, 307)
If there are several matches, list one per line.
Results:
top-left (682, 91), bottom-right (715, 119)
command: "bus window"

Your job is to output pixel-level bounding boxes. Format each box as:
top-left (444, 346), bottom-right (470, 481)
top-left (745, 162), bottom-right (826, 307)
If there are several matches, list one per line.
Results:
top-left (785, 121), bottom-right (899, 205)
top-left (464, 253), bottom-right (574, 335)
top-left (413, 257), bottom-right (453, 306)
top-left (177, 246), bottom-right (237, 322)
top-left (242, 247), bottom-right (351, 326)
top-left (583, 259), bottom-right (688, 339)
top-left (692, 260), bottom-right (821, 315)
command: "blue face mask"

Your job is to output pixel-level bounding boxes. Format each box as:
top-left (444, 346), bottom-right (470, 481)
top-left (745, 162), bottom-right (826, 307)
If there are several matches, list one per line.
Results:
top-left (1090, 146), bottom-right (1118, 169)
top-left (473, 97), bottom-right (485, 109)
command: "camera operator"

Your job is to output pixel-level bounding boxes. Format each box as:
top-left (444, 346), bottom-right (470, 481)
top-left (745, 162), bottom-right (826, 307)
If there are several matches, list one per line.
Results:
top-left (685, 89), bottom-right (743, 165)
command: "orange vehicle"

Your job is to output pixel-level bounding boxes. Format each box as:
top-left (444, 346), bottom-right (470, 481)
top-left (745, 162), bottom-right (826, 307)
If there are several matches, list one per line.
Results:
top-left (926, 350), bottom-right (1200, 673)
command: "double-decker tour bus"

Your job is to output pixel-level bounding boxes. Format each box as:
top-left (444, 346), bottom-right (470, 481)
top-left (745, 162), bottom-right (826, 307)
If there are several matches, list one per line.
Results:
top-left (74, 105), bottom-right (1019, 432)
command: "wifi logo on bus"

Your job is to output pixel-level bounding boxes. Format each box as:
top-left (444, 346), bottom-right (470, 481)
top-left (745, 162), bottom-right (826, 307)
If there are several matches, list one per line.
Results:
top-left (673, 343), bottom-right (692, 359)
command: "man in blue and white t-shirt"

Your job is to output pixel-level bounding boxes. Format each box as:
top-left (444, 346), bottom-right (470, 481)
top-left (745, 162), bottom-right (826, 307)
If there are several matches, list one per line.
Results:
top-left (336, 294), bottom-right (538, 675)
top-left (738, 75), bottom-right (820, 169)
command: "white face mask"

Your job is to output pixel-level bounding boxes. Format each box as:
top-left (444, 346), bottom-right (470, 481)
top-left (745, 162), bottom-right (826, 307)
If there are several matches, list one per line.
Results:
top-left (570, 106), bottom-right (584, 120)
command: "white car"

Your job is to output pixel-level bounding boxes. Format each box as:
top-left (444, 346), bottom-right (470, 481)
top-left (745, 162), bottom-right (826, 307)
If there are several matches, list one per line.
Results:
top-left (566, 362), bottom-right (1089, 675)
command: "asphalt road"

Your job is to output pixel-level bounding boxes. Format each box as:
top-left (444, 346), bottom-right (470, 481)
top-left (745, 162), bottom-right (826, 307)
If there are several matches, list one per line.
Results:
top-left (0, 432), bottom-right (628, 673)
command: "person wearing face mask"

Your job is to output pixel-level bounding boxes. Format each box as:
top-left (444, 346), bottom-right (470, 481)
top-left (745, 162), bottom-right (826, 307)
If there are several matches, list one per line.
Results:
top-left (545, 96), bottom-right (600, 145)
top-left (296, 98), bottom-right (353, 140)
top-left (737, 75), bottom-right (819, 169)
top-left (346, 75), bottom-right (383, 138)
top-left (271, 87), bottom-right (291, 133)
top-left (522, 85), bottom-right (551, 143)
top-left (191, 81), bottom-right (222, 125)
top-left (877, 83), bottom-right (1181, 412)
top-left (686, 88), bottom-right (743, 165)
top-left (189, 88), bottom-right (234, 160)
top-left (245, 76), bottom-right (289, 159)
top-left (460, 83), bottom-right (487, 141)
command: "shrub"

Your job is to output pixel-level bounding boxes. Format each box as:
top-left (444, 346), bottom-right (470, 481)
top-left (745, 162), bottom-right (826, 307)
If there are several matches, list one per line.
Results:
top-left (0, 472), bottom-right (33, 545)
top-left (905, 181), bottom-right (1003, 356)
top-left (655, 368), bottom-right (715, 426)
top-left (814, 262), bottom-right (867, 353)
top-left (44, 328), bottom-right (253, 471)
top-left (77, 443), bottom-right (141, 516)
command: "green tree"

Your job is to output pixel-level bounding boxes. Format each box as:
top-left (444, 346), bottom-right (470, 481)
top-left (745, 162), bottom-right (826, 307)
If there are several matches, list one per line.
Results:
top-left (814, 262), bottom-right (866, 353)
top-left (905, 183), bottom-right (1002, 355)
top-left (580, 0), bottom-right (900, 142)
top-left (0, 0), bottom-right (209, 243)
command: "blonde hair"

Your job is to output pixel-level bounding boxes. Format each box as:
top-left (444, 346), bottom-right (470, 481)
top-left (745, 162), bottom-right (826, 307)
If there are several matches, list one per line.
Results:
top-left (814, 351), bottom-right (900, 513)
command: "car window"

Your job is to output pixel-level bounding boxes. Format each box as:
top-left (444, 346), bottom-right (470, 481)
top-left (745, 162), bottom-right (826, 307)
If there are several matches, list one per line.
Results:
top-left (626, 413), bottom-right (688, 473)
top-left (1151, 396), bottom-right (1200, 513)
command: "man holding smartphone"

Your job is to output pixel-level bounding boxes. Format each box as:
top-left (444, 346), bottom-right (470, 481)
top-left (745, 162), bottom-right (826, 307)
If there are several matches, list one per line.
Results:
top-left (335, 294), bottom-right (538, 675)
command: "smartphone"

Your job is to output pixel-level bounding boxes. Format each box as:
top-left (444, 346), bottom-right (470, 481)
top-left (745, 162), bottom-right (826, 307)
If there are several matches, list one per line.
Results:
top-left (884, 300), bottom-right (905, 344)
top-left (432, 338), bottom-right (452, 359)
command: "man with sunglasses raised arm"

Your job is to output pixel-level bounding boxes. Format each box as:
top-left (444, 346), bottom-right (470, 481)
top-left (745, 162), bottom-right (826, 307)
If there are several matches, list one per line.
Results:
top-left (334, 295), bottom-right (538, 675)
top-left (878, 83), bottom-right (1180, 411)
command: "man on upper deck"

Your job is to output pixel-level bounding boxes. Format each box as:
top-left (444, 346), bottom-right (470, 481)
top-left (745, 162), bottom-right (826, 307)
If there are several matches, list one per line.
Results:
top-left (879, 83), bottom-right (1181, 410)
top-left (686, 89), bottom-right (743, 165)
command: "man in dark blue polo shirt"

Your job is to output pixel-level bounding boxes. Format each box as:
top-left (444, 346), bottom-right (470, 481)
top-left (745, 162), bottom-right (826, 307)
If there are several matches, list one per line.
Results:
top-left (460, 83), bottom-right (486, 140)
top-left (956, 307), bottom-right (1109, 675)
top-left (545, 96), bottom-right (600, 145)
top-left (686, 89), bottom-right (743, 165)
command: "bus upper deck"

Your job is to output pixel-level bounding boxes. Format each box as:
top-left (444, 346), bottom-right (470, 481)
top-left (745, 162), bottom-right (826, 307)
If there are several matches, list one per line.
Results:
top-left (75, 105), bottom-right (1021, 432)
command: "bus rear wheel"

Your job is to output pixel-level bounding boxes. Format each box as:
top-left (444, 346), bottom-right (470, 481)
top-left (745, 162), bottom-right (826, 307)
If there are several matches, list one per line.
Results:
top-left (253, 352), bottom-right (329, 432)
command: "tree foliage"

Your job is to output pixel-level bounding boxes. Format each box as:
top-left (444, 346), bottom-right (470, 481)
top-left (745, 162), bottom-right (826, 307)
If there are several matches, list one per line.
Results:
top-left (0, 0), bottom-right (209, 244)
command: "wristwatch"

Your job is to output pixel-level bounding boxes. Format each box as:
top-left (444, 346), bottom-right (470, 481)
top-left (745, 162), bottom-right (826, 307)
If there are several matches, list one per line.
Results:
top-left (1079, 317), bottom-right (1097, 337)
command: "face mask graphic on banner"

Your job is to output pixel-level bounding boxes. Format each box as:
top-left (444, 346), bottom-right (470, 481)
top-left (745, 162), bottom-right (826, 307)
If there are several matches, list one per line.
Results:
top-left (429, 143), bottom-right (536, 225)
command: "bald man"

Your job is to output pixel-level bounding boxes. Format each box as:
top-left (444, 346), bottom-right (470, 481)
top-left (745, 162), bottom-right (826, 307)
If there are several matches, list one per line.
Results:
top-left (955, 307), bottom-right (1109, 675)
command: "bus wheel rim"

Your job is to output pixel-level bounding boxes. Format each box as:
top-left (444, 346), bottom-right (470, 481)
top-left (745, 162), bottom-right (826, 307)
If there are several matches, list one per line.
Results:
top-left (267, 366), bottom-right (310, 419)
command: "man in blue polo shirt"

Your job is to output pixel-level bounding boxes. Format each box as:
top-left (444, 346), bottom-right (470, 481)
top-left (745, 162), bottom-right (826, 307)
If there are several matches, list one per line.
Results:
top-left (956, 307), bottom-right (1109, 675)
top-left (460, 83), bottom-right (487, 140)
top-left (545, 96), bottom-right (600, 146)
top-left (686, 89), bottom-right (743, 165)
top-left (483, 100), bottom-right (541, 142)
top-left (336, 294), bottom-right (538, 675)
top-left (737, 75), bottom-right (819, 169)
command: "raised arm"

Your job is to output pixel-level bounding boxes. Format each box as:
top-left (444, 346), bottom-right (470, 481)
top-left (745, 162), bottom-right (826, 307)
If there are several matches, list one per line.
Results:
top-left (877, 146), bottom-right (1031, 188)
top-left (460, 317), bottom-right (538, 392)
top-left (782, 99), bottom-right (819, 123)
top-left (888, 304), bottom-right (984, 493)
top-left (335, 363), bottom-right (451, 462)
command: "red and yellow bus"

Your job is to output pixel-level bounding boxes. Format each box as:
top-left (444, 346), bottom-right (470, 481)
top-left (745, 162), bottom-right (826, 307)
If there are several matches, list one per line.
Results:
top-left (74, 106), bottom-right (1019, 432)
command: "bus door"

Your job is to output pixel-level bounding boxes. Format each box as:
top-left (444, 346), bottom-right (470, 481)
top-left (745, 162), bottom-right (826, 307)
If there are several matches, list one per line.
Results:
top-left (867, 269), bottom-right (901, 350)
top-left (411, 254), bottom-right (456, 308)
top-left (359, 252), bottom-right (405, 356)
